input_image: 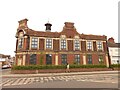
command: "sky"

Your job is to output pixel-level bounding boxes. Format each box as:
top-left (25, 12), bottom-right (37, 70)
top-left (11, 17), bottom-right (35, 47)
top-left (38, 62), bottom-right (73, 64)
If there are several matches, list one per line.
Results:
top-left (0, 0), bottom-right (119, 57)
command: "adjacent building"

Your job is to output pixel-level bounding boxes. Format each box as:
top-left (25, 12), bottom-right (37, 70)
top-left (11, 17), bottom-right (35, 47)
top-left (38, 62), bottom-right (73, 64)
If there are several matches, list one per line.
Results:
top-left (0, 54), bottom-right (13, 66)
top-left (15, 19), bottom-right (110, 67)
top-left (108, 37), bottom-right (120, 64)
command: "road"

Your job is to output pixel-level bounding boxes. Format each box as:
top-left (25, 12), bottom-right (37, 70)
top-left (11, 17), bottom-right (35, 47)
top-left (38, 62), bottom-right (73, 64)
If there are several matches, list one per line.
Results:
top-left (1, 72), bottom-right (119, 88)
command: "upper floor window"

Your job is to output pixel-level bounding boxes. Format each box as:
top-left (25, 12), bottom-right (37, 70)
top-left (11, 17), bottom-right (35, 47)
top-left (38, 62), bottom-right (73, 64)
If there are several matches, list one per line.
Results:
top-left (87, 41), bottom-right (92, 50)
top-left (74, 39), bottom-right (80, 50)
top-left (97, 41), bottom-right (102, 50)
top-left (31, 38), bottom-right (38, 48)
top-left (46, 39), bottom-right (52, 49)
top-left (18, 38), bottom-right (23, 49)
top-left (61, 39), bottom-right (66, 49)
top-left (18, 31), bottom-right (24, 37)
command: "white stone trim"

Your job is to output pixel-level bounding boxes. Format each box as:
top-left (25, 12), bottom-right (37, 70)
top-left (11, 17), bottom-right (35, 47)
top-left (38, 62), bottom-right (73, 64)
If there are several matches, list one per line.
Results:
top-left (55, 55), bottom-right (58, 65)
top-left (83, 55), bottom-right (86, 65)
top-left (23, 55), bottom-right (26, 66)
top-left (29, 37), bottom-right (31, 50)
top-left (66, 39), bottom-right (68, 50)
top-left (106, 55), bottom-right (109, 67)
top-left (37, 38), bottom-right (39, 50)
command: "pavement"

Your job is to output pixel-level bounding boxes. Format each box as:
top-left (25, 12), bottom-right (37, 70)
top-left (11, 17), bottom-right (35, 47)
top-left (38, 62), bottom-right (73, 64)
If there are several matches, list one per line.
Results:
top-left (2, 70), bottom-right (119, 78)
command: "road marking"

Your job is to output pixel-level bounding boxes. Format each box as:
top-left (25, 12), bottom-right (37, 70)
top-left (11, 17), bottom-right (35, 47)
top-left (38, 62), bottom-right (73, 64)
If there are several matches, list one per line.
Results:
top-left (40, 77), bottom-right (43, 80)
top-left (28, 78), bottom-right (34, 84)
top-left (3, 80), bottom-right (15, 86)
top-left (34, 77), bottom-right (40, 82)
top-left (2, 79), bottom-right (12, 86)
top-left (11, 78), bottom-right (22, 85)
top-left (23, 78), bottom-right (31, 84)
top-left (18, 78), bottom-right (26, 85)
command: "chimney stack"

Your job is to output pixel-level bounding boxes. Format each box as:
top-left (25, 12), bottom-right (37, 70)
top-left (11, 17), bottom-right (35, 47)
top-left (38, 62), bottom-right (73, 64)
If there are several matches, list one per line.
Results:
top-left (18, 18), bottom-right (28, 28)
top-left (64, 22), bottom-right (74, 28)
top-left (108, 37), bottom-right (115, 43)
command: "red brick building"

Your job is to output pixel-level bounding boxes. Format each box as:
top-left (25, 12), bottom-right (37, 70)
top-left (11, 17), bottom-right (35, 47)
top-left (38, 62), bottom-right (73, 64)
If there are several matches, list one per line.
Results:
top-left (15, 19), bottom-right (110, 67)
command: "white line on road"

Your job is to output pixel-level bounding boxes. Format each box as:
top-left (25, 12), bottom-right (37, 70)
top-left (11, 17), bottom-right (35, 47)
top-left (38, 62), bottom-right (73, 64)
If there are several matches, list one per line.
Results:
top-left (11, 78), bottom-right (22, 85)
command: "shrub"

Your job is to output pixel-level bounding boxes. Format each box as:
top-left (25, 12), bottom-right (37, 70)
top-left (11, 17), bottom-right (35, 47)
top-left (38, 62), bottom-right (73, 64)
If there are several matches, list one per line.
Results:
top-left (110, 64), bottom-right (120, 68)
top-left (12, 65), bottom-right (66, 70)
top-left (12, 64), bottom-right (107, 70)
top-left (70, 64), bottom-right (106, 68)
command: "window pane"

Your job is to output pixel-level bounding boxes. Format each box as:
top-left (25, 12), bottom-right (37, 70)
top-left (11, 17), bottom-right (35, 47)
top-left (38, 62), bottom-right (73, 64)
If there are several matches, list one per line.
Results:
top-left (61, 54), bottom-right (67, 65)
top-left (30, 54), bottom-right (36, 65)
top-left (87, 41), bottom-right (92, 50)
top-left (61, 39), bottom-right (66, 49)
top-left (31, 38), bottom-right (38, 48)
top-left (87, 55), bottom-right (92, 64)
top-left (97, 41), bottom-right (102, 50)
top-left (46, 39), bottom-right (52, 49)
top-left (18, 38), bottom-right (23, 49)
top-left (75, 40), bottom-right (80, 50)
top-left (74, 55), bottom-right (80, 64)
top-left (98, 55), bottom-right (103, 64)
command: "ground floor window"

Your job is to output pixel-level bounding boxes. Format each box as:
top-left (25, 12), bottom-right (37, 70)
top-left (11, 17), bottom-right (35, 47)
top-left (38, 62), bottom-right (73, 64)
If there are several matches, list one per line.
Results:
top-left (74, 54), bottom-right (80, 64)
top-left (30, 54), bottom-right (36, 65)
top-left (61, 54), bottom-right (67, 65)
top-left (46, 54), bottom-right (52, 65)
top-left (18, 58), bottom-right (22, 66)
top-left (87, 54), bottom-right (92, 64)
top-left (98, 55), bottom-right (103, 64)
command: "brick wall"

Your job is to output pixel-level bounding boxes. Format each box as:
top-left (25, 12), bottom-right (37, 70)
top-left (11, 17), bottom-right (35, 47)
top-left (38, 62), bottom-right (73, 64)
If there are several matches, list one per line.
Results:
top-left (81, 41), bottom-right (86, 52)
top-left (53, 39), bottom-right (59, 51)
top-left (67, 40), bottom-right (73, 51)
top-left (39, 39), bottom-right (44, 50)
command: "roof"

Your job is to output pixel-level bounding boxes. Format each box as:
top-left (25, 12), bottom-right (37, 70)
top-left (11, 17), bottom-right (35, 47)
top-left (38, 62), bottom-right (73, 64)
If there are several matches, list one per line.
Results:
top-left (0, 54), bottom-right (10, 58)
top-left (107, 42), bottom-right (120, 48)
top-left (24, 28), bottom-right (107, 40)
top-left (17, 20), bottom-right (107, 40)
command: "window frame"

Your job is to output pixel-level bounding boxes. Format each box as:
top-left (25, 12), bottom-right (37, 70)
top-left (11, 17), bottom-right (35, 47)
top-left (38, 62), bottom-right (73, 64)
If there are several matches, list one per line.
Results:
top-left (87, 54), bottom-right (92, 64)
top-left (98, 55), bottom-right (104, 64)
top-left (46, 38), bottom-right (52, 49)
top-left (97, 41), bottom-right (102, 50)
top-left (61, 39), bottom-right (66, 49)
top-left (74, 39), bottom-right (80, 50)
top-left (30, 54), bottom-right (36, 65)
top-left (87, 41), bottom-right (92, 50)
top-left (18, 38), bottom-right (24, 49)
top-left (74, 54), bottom-right (80, 64)
top-left (61, 54), bottom-right (67, 65)
top-left (31, 38), bottom-right (38, 49)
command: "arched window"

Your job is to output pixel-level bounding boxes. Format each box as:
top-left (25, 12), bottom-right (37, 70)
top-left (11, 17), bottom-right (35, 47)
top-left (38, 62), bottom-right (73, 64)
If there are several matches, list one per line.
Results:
top-left (18, 31), bottom-right (24, 49)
